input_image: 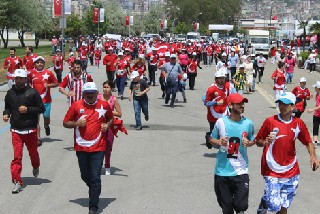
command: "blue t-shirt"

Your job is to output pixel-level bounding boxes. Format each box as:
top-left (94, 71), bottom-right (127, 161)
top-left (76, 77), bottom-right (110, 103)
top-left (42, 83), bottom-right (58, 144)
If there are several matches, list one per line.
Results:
top-left (211, 115), bottom-right (254, 176)
top-left (228, 55), bottom-right (238, 67)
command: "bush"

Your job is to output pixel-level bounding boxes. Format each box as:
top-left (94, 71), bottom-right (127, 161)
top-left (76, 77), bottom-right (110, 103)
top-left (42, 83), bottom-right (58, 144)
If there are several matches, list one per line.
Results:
top-left (299, 52), bottom-right (310, 60)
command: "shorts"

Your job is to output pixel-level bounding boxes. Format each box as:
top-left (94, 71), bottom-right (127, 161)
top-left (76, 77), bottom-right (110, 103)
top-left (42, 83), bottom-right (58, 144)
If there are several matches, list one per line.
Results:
top-left (262, 175), bottom-right (299, 212)
top-left (43, 103), bottom-right (51, 118)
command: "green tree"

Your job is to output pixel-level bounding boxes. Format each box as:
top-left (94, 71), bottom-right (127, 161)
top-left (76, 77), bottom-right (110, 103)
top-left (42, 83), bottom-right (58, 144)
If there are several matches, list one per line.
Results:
top-left (298, 19), bottom-right (309, 52)
top-left (310, 22), bottom-right (320, 49)
top-left (174, 22), bottom-right (190, 34)
top-left (103, 0), bottom-right (126, 35)
top-left (66, 14), bottom-right (83, 38)
top-left (142, 6), bottom-right (165, 35)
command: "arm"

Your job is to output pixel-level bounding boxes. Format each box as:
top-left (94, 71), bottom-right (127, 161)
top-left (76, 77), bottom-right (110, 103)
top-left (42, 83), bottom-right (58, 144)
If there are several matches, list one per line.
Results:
top-left (27, 91), bottom-right (45, 115)
top-left (112, 97), bottom-right (122, 118)
top-left (3, 93), bottom-right (11, 121)
top-left (306, 142), bottom-right (319, 170)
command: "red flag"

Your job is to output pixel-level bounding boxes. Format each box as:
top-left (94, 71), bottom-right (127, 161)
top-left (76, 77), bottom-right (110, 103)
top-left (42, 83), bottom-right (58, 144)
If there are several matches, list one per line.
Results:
top-left (53, 0), bottom-right (62, 17)
top-left (125, 16), bottom-right (129, 26)
top-left (93, 8), bottom-right (99, 23)
top-left (272, 16), bottom-right (278, 20)
top-left (160, 20), bottom-right (164, 29)
top-left (193, 22), bottom-right (197, 31)
top-left (111, 118), bottom-right (128, 137)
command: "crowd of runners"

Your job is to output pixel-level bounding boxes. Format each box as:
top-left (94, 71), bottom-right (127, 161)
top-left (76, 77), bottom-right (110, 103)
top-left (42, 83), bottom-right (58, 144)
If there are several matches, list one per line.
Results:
top-left (2, 35), bottom-right (320, 214)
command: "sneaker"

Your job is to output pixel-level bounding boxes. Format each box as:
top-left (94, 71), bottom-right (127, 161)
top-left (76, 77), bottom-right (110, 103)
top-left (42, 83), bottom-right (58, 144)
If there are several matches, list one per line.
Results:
top-left (162, 93), bottom-right (165, 98)
top-left (205, 132), bottom-right (213, 149)
top-left (88, 210), bottom-right (97, 214)
top-left (37, 139), bottom-right (43, 147)
top-left (257, 198), bottom-right (268, 214)
top-left (136, 126), bottom-right (142, 131)
top-left (313, 142), bottom-right (318, 149)
top-left (12, 182), bottom-right (23, 194)
top-left (33, 168), bottom-right (39, 177)
top-left (105, 168), bottom-right (111, 175)
top-left (45, 126), bottom-right (50, 136)
top-left (121, 95), bottom-right (124, 100)
top-left (145, 115), bottom-right (149, 121)
top-left (183, 98), bottom-right (187, 103)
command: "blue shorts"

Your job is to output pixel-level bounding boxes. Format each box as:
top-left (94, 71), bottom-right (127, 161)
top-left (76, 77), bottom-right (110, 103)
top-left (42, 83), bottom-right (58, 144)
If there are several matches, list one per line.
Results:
top-left (43, 103), bottom-right (51, 118)
top-left (262, 175), bottom-right (300, 212)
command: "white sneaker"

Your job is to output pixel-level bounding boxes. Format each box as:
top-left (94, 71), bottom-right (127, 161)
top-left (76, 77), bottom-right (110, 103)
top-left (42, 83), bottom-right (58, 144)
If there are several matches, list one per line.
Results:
top-left (105, 168), bottom-right (111, 175)
top-left (313, 142), bottom-right (318, 149)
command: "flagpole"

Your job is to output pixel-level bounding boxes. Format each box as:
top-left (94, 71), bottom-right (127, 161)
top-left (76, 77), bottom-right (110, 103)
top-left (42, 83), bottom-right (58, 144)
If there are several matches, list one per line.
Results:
top-left (98, 9), bottom-right (100, 38)
top-left (61, 0), bottom-right (65, 59)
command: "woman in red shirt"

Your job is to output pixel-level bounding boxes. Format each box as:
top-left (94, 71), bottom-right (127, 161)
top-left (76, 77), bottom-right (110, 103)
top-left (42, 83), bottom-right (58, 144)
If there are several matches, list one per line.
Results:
top-left (131, 55), bottom-right (147, 78)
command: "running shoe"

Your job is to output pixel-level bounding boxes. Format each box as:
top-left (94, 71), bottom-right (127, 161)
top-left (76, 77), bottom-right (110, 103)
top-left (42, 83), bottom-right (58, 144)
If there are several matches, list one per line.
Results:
top-left (12, 182), bottom-right (23, 194)
top-left (33, 168), bottom-right (39, 177)
top-left (45, 126), bottom-right (50, 136)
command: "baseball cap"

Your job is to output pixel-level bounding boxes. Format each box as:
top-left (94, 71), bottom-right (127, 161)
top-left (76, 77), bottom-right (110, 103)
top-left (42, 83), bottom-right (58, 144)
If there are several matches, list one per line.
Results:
top-left (125, 48), bottom-right (130, 51)
top-left (130, 71), bottom-right (140, 79)
top-left (170, 54), bottom-right (177, 58)
top-left (221, 52), bottom-right (227, 57)
top-left (69, 52), bottom-right (74, 56)
top-left (14, 69), bottom-right (27, 78)
top-left (56, 49), bottom-right (61, 52)
top-left (34, 56), bottom-right (45, 62)
top-left (215, 69), bottom-right (226, 78)
top-left (239, 64), bottom-right (245, 69)
top-left (108, 47), bottom-right (113, 50)
top-left (251, 54), bottom-right (256, 57)
top-left (300, 77), bottom-right (307, 82)
top-left (313, 81), bottom-right (320, 88)
top-left (83, 82), bottom-right (98, 93)
top-left (227, 93), bottom-right (248, 105)
top-left (118, 52), bottom-right (123, 56)
top-left (165, 52), bottom-right (170, 57)
top-left (192, 52), bottom-right (197, 56)
top-left (312, 49), bottom-right (316, 53)
top-left (275, 92), bottom-right (296, 105)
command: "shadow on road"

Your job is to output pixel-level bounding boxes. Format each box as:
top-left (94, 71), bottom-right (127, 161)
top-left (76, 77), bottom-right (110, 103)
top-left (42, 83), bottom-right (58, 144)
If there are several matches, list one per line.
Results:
top-left (127, 124), bottom-right (207, 132)
top-left (22, 177), bottom-right (52, 187)
top-left (41, 137), bottom-right (63, 143)
top-left (69, 197), bottom-right (116, 213)
top-left (63, 147), bottom-right (74, 151)
top-left (101, 167), bottom-right (128, 177)
top-left (203, 153), bottom-right (217, 158)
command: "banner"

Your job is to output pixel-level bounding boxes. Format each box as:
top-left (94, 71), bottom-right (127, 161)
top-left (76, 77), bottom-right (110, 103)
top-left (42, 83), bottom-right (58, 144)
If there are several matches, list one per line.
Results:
top-left (164, 20), bottom-right (167, 29)
top-left (64, 0), bottom-right (71, 15)
top-left (272, 15), bottom-right (278, 20)
top-left (160, 20), bottom-right (164, 29)
top-left (93, 8), bottom-right (99, 23)
top-left (130, 16), bottom-right (134, 26)
top-left (193, 22), bottom-right (199, 31)
top-left (53, 0), bottom-right (62, 17)
top-left (125, 16), bottom-right (129, 26)
top-left (99, 8), bottom-right (105, 22)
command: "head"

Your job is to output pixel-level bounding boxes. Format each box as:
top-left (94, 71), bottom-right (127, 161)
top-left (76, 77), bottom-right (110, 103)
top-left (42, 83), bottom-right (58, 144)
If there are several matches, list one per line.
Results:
top-left (239, 65), bottom-right (245, 73)
top-left (73, 59), bottom-right (82, 76)
top-left (25, 46), bottom-right (33, 54)
top-left (108, 47), bottom-right (113, 54)
top-left (221, 52), bottom-right (227, 61)
top-left (215, 70), bottom-right (226, 87)
top-left (313, 81), bottom-right (320, 93)
top-left (227, 93), bottom-right (248, 115)
top-left (259, 53), bottom-right (263, 58)
top-left (56, 49), bottom-right (62, 56)
top-left (83, 82), bottom-right (98, 104)
top-left (299, 77), bottom-right (306, 88)
top-left (130, 71), bottom-right (140, 82)
top-left (124, 49), bottom-right (130, 55)
top-left (288, 52), bottom-right (293, 59)
top-left (34, 56), bottom-right (45, 71)
top-left (102, 80), bottom-right (114, 95)
top-left (10, 48), bottom-right (16, 57)
top-left (278, 61), bottom-right (285, 70)
top-left (170, 54), bottom-right (177, 64)
top-left (14, 69), bottom-right (27, 89)
top-left (275, 92), bottom-right (296, 116)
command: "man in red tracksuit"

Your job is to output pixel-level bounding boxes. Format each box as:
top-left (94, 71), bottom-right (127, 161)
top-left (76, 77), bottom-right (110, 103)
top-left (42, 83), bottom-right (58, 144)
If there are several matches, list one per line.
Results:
top-left (103, 47), bottom-right (117, 83)
top-left (3, 69), bottom-right (45, 194)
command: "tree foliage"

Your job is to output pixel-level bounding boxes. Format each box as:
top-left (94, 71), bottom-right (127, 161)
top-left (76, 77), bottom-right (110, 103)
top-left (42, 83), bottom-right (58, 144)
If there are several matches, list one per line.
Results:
top-left (66, 14), bottom-right (83, 38)
top-left (298, 19), bottom-right (309, 51)
top-left (310, 22), bottom-right (320, 48)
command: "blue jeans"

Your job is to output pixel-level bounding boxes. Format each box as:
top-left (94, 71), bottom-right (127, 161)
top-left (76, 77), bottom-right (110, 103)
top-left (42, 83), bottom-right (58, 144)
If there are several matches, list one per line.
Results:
top-left (76, 151), bottom-right (105, 212)
top-left (286, 73), bottom-right (293, 84)
top-left (116, 76), bottom-right (126, 95)
top-left (252, 77), bottom-right (256, 90)
top-left (133, 98), bottom-right (148, 127)
top-left (165, 81), bottom-right (179, 106)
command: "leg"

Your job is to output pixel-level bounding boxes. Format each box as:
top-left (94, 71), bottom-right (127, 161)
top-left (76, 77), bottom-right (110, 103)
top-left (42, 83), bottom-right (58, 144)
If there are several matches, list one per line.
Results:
top-left (133, 99), bottom-right (142, 127)
top-left (214, 175), bottom-right (234, 214)
top-left (105, 129), bottom-right (114, 169)
top-left (11, 132), bottom-right (24, 185)
top-left (120, 76), bottom-right (126, 96)
top-left (233, 174), bottom-right (249, 213)
top-left (76, 152), bottom-right (90, 187)
top-left (43, 103), bottom-right (51, 136)
top-left (23, 132), bottom-right (40, 171)
top-left (313, 115), bottom-right (320, 143)
top-left (141, 98), bottom-right (149, 118)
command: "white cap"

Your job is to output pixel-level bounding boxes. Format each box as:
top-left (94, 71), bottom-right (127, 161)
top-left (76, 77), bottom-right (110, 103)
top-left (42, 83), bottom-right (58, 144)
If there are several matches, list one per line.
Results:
top-left (221, 52), bottom-right (227, 57)
top-left (192, 52), bottom-right (197, 56)
top-left (165, 52), bottom-right (170, 57)
top-left (34, 56), bottom-right (45, 62)
top-left (239, 64), bottom-right (245, 69)
top-left (130, 71), bottom-right (140, 79)
top-left (108, 47), bottom-right (113, 50)
top-left (313, 81), bottom-right (320, 88)
top-left (170, 54), bottom-right (177, 58)
top-left (125, 48), bottom-right (130, 51)
top-left (215, 69), bottom-right (226, 78)
top-left (231, 48), bottom-right (236, 52)
top-left (83, 82), bottom-right (98, 92)
top-left (82, 42), bottom-right (86, 46)
top-left (118, 52), bottom-right (124, 56)
top-left (69, 52), bottom-right (74, 56)
top-left (300, 77), bottom-right (307, 82)
top-left (138, 54), bottom-right (144, 59)
top-left (14, 69), bottom-right (27, 78)
top-left (275, 92), bottom-right (296, 105)
top-left (312, 49), bottom-right (316, 53)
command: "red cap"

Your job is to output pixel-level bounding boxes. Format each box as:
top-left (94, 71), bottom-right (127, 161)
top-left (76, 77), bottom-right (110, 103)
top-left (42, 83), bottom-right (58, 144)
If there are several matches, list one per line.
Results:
top-left (227, 93), bottom-right (248, 105)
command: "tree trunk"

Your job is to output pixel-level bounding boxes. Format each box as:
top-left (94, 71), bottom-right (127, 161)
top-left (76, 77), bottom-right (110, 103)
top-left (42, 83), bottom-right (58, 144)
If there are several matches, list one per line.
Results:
top-left (0, 28), bottom-right (8, 48)
top-left (317, 33), bottom-right (320, 50)
top-left (18, 30), bottom-right (25, 47)
top-left (303, 27), bottom-right (306, 52)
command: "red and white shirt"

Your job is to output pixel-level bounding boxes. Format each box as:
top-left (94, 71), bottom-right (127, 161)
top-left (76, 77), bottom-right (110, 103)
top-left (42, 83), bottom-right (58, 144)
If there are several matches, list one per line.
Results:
top-left (78, 46), bottom-right (88, 60)
top-left (52, 55), bottom-right (64, 71)
top-left (187, 59), bottom-right (199, 74)
top-left (254, 115), bottom-right (312, 178)
top-left (94, 49), bottom-right (102, 60)
top-left (28, 69), bottom-right (58, 103)
top-left (63, 99), bottom-right (113, 152)
top-left (292, 86), bottom-right (310, 112)
top-left (22, 53), bottom-right (38, 71)
top-left (271, 69), bottom-right (286, 90)
top-left (116, 58), bottom-right (129, 78)
top-left (3, 56), bottom-right (22, 79)
top-left (59, 73), bottom-right (93, 106)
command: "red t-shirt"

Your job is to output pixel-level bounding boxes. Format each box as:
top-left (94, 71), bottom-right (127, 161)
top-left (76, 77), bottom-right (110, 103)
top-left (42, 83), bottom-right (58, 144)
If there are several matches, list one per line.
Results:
top-left (3, 56), bottom-right (22, 79)
top-left (292, 86), bottom-right (310, 112)
top-left (271, 69), bottom-right (286, 90)
top-left (22, 53), bottom-right (38, 71)
top-left (103, 54), bottom-right (117, 71)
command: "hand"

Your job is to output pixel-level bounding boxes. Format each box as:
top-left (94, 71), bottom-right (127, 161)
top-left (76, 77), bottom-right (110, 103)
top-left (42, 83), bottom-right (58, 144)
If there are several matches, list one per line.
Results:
top-left (264, 135), bottom-right (274, 145)
top-left (68, 91), bottom-right (75, 96)
top-left (310, 156), bottom-right (319, 171)
top-left (242, 137), bottom-right (253, 147)
top-left (307, 108), bottom-right (314, 114)
top-left (217, 99), bottom-right (224, 105)
top-left (44, 83), bottom-right (49, 88)
top-left (76, 118), bottom-right (86, 127)
top-left (137, 91), bottom-right (145, 96)
top-left (18, 106), bottom-right (28, 114)
top-left (101, 123), bottom-right (109, 132)
top-left (129, 95), bottom-right (132, 101)
top-left (107, 62), bottom-right (111, 66)
top-left (3, 115), bottom-right (9, 122)
top-left (219, 137), bottom-right (228, 147)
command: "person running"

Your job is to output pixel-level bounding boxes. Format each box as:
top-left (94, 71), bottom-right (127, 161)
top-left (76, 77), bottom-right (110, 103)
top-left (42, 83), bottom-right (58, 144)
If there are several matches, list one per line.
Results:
top-left (255, 92), bottom-right (319, 214)
top-left (67, 52), bottom-right (76, 72)
top-left (207, 93), bottom-right (254, 214)
top-left (243, 55), bottom-right (254, 93)
top-left (308, 50), bottom-right (317, 73)
top-left (256, 53), bottom-right (266, 84)
top-left (115, 52), bottom-right (129, 100)
top-left (129, 71), bottom-right (150, 130)
top-left (271, 61), bottom-right (286, 106)
top-left (284, 52), bottom-right (296, 84)
top-left (292, 77), bottom-right (310, 118)
top-left (233, 65), bottom-right (247, 95)
top-left (178, 49), bottom-right (189, 72)
top-left (307, 81), bottom-right (320, 147)
top-left (59, 59), bottom-right (93, 107)
top-left (103, 47), bottom-right (118, 83)
top-left (52, 49), bottom-right (64, 83)
top-left (228, 49), bottom-right (238, 79)
top-left (98, 81), bottom-right (122, 175)
top-left (146, 47), bottom-right (158, 86)
top-left (216, 52), bottom-right (231, 81)
top-left (187, 52), bottom-right (202, 90)
top-left (78, 42), bottom-right (89, 72)
top-left (162, 54), bottom-right (183, 108)
top-left (28, 56), bottom-right (59, 146)
top-left (3, 48), bottom-right (22, 89)
top-left (63, 82), bottom-right (114, 214)
top-left (158, 52), bottom-right (171, 98)
top-left (22, 46), bottom-right (38, 71)
top-left (3, 69), bottom-right (45, 194)
top-left (94, 47), bottom-right (102, 68)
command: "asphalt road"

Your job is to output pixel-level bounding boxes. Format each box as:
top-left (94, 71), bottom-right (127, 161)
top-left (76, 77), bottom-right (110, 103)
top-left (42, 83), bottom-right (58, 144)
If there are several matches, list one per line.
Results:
top-left (0, 58), bottom-right (319, 214)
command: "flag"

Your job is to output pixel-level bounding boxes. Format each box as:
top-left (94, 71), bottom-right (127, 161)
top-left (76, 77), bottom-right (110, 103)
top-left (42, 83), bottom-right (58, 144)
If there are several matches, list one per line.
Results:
top-left (99, 8), bottom-right (105, 22)
top-left (53, 0), bottom-right (62, 17)
top-left (130, 16), bottom-right (134, 26)
top-left (111, 118), bottom-right (128, 137)
top-left (164, 19), bottom-right (167, 29)
top-left (272, 15), bottom-right (278, 20)
top-left (193, 22), bottom-right (199, 31)
top-left (160, 20), bottom-right (164, 29)
top-left (93, 8), bottom-right (99, 23)
top-left (64, 0), bottom-right (71, 15)
top-left (125, 16), bottom-right (130, 26)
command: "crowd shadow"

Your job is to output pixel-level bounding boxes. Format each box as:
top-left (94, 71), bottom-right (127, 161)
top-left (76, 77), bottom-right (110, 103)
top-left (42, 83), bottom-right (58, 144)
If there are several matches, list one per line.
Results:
top-left (41, 137), bottom-right (63, 143)
top-left (69, 198), bottom-right (116, 214)
top-left (22, 177), bottom-right (52, 187)
top-left (127, 124), bottom-right (206, 132)
top-left (203, 153), bottom-right (217, 158)
top-left (63, 147), bottom-right (74, 151)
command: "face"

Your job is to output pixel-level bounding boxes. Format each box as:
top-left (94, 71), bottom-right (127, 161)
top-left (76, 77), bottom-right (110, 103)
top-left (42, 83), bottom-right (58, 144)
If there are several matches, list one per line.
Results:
top-left (108, 49), bottom-right (113, 54)
top-left (133, 76), bottom-right (140, 82)
top-left (170, 58), bottom-right (176, 63)
top-left (229, 102), bottom-right (245, 114)
top-left (315, 87), bottom-right (320, 93)
top-left (222, 56), bottom-right (227, 60)
top-left (239, 68), bottom-right (244, 73)
top-left (14, 77), bottom-right (27, 88)
top-left (83, 91), bottom-right (98, 104)
top-left (57, 51), bottom-right (61, 56)
top-left (215, 77), bottom-right (226, 86)
top-left (10, 50), bottom-right (15, 57)
top-left (73, 63), bottom-right (82, 75)
top-left (25, 47), bottom-right (31, 54)
top-left (300, 82), bottom-right (306, 87)
top-left (103, 83), bottom-right (112, 95)
top-left (35, 60), bottom-right (45, 70)
top-left (278, 101), bottom-right (294, 115)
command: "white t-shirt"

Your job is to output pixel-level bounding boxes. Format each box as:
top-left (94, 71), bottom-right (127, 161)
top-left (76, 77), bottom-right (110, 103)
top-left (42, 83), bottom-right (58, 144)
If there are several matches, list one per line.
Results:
top-left (309, 53), bottom-right (317, 63)
top-left (256, 56), bottom-right (266, 67)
